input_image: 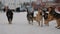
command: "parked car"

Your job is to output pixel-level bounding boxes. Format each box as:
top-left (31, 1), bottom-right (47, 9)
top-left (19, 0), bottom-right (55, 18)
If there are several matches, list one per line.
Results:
top-left (16, 7), bottom-right (20, 12)
top-left (16, 6), bottom-right (27, 12)
top-left (20, 7), bottom-right (26, 12)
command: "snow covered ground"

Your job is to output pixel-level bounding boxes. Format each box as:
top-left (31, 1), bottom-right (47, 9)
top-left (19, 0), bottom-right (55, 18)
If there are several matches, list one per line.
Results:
top-left (0, 11), bottom-right (60, 34)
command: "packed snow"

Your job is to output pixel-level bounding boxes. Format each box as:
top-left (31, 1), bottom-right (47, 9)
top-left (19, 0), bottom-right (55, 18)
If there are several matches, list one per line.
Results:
top-left (0, 11), bottom-right (60, 34)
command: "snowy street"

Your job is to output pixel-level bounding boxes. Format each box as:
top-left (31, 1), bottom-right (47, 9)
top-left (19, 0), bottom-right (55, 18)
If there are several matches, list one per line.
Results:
top-left (0, 12), bottom-right (60, 34)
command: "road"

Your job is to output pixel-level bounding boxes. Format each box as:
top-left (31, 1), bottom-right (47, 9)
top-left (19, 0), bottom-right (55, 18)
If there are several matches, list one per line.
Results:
top-left (0, 12), bottom-right (60, 34)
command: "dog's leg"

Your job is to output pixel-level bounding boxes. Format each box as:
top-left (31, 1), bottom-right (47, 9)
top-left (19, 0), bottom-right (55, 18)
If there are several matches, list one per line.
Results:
top-left (56, 19), bottom-right (60, 28)
top-left (9, 19), bottom-right (12, 24)
top-left (38, 21), bottom-right (40, 26)
top-left (57, 26), bottom-right (60, 29)
top-left (56, 20), bottom-right (60, 29)
top-left (27, 16), bottom-right (31, 24)
top-left (38, 22), bottom-right (40, 26)
top-left (27, 19), bottom-right (31, 24)
top-left (31, 17), bottom-right (34, 25)
top-left (44, 20), bottom-right (49, 26)
top-left (28, 21), bottom-right (31, 24)
top-left (28, 19), bottom-right (31, 24)
top-left (41, 19), bottom-right (43, 27)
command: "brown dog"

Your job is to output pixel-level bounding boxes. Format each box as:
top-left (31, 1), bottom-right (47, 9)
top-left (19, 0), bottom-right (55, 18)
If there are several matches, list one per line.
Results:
top-left (44, 7), bottom-right (60, 29)
top-left (33, 8), bottom-right (43, 26)
top-left (44, 13), bottom-right (55, 26)
top-left (45, 13), bottom-right (60, 29)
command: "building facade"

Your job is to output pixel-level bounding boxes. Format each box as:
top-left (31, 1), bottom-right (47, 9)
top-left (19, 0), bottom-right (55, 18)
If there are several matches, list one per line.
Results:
top-left (0, 0), bottom-right (57, 9)
top-left (0, 0), bottom-right (36, 9)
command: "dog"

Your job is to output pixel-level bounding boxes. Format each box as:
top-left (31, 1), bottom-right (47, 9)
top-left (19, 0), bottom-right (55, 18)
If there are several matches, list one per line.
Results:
top-left (44, 7), bottom-right (60, 29)
top-left (33, 12), bottom-right (43, 26)
top-left (27, 13), bottom-right (34, 25)
top-left (27, 9), bottom-right (43, 26)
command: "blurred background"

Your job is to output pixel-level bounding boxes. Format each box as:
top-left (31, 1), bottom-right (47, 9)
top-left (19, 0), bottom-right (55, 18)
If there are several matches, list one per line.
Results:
top-left (0, 0), bottom-right (60, 12)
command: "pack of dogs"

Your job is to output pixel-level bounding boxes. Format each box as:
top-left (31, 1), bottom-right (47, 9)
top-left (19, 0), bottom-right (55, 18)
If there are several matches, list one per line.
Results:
top-left (3, 6), bottom-right (60, 29)
top-left (27, 7), bottom-right (60, 29)
top-left (27, 8), bottom-right (43, 26)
